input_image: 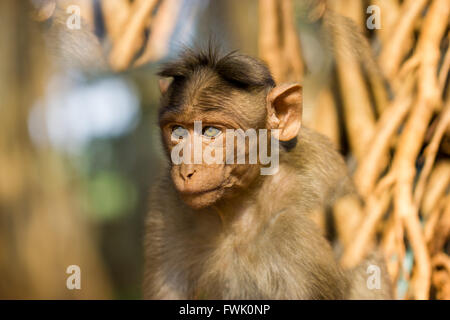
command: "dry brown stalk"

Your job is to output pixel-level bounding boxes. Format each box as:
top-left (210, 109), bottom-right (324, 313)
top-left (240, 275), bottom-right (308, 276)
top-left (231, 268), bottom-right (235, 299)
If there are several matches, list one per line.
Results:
top-left (258, 0), bottom-right (285, 83)
top-left (368, 68), bottom-right (391, 116)
top-left (333, 194), bottom-right (364, 250)
top-left (392, 54), bottom-right (420, 92)
top-left (101, 0), bottom-right (130, 43)
top-left (421, 162), bottom-right (450, 218)
top-left (438, 38), bottom-right (450, 92)
top-left (414, 99), bottom-right (450, 206)
top-left (327, 0), bottom-right (376, 161)
top-left (390, 0), bottom-right (449, 300)
top-left (381, 212), bottom-right (405, 291)
top-left (259, 0), bottom-right (305, 83)
top-left (280, 0), bottom-right (304, 82)
top-left (310, 88), bottom-right (340, 147)
top-left (424, 195), bottom-right (448, 244)
top-left (378, 0), bottom-right (430, 80)
top-left (354, 76), bottom-right (415, 198)
top-left (428, 200), bottom-right (450, 256)
top-left (134, 0), bottom-right (182, 67)
top-left (335, 56), bottom-right (376, 161)
top-left (341, 187), bottom-right (391, 268)
top-left (371, 0), bottom-right (401, 43)
top-left (109, 0), bottom-right (159, 71)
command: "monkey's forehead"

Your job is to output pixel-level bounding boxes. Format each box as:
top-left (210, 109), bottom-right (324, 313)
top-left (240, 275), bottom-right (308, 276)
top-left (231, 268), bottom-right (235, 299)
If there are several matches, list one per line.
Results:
top-left (159, 86), bottom-right (267, 127)
top-left (158, 105), bottom-right (246, 129)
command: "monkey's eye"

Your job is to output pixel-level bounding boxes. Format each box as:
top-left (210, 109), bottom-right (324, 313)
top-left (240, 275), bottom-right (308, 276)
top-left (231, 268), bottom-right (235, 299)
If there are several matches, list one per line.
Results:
top-left (171, 125), bottom-right (188, 139)
top-left (202, 126), bottom-right (222, 138)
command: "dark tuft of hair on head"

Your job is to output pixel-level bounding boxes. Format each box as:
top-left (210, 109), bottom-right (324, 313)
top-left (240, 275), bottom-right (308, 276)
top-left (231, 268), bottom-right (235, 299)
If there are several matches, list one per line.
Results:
top-left (157, 44), bottom-right (276, 90)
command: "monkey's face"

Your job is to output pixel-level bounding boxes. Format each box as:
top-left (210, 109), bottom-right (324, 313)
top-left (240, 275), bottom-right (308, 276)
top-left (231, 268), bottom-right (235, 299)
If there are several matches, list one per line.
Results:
top-left (160, 118), bottom-right (263, 209)
top-left (157, 67), bottom-right (303, 209)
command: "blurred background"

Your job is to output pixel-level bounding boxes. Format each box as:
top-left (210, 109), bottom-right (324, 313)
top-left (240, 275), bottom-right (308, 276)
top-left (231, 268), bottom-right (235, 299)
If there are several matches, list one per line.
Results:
top-left (0, 0), bottom-right (448, 299)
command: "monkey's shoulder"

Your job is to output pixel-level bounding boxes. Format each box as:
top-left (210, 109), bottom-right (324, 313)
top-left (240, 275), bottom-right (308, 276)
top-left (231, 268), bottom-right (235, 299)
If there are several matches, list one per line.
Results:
top-left (281, 127), bottom-right (355, 202)
top-left (285, 127), bottom-right (347, 171)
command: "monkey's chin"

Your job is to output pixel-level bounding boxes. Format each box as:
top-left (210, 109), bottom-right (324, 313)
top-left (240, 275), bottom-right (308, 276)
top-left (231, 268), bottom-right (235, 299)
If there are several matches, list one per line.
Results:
top-left (179, 188), bottom-right (224, 209)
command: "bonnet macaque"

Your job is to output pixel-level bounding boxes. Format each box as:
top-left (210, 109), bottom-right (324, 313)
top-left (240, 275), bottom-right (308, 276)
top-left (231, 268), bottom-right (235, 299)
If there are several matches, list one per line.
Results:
top-left (143, 47), bottom-right (392, 299)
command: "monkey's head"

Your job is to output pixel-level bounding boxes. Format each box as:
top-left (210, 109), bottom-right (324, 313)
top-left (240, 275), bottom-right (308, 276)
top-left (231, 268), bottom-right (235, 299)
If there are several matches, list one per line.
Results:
top-left (157, 48), bottom-right (302, 209)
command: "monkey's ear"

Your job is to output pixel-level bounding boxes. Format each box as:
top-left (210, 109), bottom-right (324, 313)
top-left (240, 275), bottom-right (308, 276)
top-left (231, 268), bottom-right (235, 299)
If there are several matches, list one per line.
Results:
top-left (267, 84), bottom-right (302, 141)
top-left (159, 78), bottom-right (173, 94)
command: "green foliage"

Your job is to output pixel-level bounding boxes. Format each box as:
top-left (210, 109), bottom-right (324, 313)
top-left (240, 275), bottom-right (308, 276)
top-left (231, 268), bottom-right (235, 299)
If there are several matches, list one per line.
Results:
top-left (82, 170), bottom-right (138, 221)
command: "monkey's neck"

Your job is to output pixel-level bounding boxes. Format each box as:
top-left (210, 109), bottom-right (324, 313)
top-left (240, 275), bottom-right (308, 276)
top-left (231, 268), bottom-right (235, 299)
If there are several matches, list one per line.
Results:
top-left (211, 163), bottom-right (291, 231)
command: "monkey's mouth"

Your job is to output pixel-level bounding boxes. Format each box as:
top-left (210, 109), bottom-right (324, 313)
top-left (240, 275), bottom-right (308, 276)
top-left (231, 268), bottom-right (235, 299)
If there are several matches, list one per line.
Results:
top-left (178, 185), bottom-right (225, 209)
top-left (178, 186), bottom-right (222, 196)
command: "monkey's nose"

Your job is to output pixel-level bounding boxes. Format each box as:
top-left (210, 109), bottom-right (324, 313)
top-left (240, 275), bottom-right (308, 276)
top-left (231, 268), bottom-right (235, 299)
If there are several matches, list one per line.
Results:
top-left (180, 166), bottom-right (196, 181)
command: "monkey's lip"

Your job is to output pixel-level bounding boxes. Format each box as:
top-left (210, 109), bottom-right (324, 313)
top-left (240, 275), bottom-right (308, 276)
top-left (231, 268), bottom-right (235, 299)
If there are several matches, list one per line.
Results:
top-left (178, 186), bottom-right (222, 196)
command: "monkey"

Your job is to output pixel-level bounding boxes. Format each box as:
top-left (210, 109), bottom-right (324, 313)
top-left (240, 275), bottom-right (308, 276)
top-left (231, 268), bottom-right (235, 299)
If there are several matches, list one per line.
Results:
top-left (31, 0), bottom-right (107, 73)
top-left (143, 46), bottom-right (393, 299)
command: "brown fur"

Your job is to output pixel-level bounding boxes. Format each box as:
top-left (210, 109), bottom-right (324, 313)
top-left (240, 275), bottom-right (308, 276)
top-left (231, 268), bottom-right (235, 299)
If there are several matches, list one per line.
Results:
top-left (143, 48), bottom-right (392, 299)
